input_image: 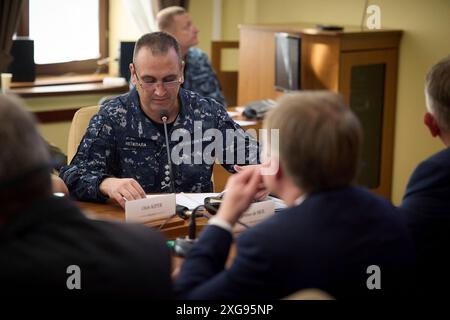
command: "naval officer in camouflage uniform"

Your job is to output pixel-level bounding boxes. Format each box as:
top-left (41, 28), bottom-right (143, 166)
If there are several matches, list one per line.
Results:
top-left (60, 32), bottom-right (258, 208)
top-left (156, 6), bottom-right (226, 106)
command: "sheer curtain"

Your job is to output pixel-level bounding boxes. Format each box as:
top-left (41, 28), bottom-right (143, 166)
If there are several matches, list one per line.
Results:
top-left (0, 0), bottom-right (24, 72)
top-left (122, 0), bottom-right (156, 34)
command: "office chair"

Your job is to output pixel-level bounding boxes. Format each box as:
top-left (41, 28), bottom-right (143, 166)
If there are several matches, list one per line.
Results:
top-left (67, 105), bottom-right (100, 164)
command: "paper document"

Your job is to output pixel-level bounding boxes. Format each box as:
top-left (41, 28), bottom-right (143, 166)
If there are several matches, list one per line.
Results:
top-left (235, 120), bottom-right (257, 126)
top-left (234, 199), bottom-right (275, 233)
top-left (227, 111), bottom-right (241, 117)
top-left (234, 106), bottom-right (245, 113)
top-left (176, 192), bottom-right (220, 210)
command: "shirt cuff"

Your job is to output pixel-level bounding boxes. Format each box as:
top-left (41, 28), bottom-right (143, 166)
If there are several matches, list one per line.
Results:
top-left (208, 216), bottom-right (233, 234)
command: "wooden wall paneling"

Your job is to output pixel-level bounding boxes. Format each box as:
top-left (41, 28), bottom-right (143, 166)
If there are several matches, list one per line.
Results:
top-left (238, 28), bottom-right (278, 105)
top-left (340, 31), bottom-right (402, 52)
top-left (301, 34), bottom-right (341, 92)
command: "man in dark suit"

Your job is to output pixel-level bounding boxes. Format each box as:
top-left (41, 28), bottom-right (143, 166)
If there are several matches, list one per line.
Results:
top-left (175, 91), bottom-right (415, 299)
top-left (0, 94), bottom-right (172, 298)
top-left (400, 55), bottom-right (450, 295)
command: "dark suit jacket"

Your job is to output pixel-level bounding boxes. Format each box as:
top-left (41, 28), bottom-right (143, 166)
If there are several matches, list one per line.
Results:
top-left (400, 147), bottom-right (450, 294)
top-left (175, 186), bottom-right (414, 300)
top-left (0, 196), bottom-right (172, 298)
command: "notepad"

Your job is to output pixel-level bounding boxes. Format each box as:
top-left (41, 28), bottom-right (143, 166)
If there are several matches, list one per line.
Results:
top-left (176, 192), bottom-right (220, 210)
top-left (235, 120), bottom-right (257, 126)
top-left (227, 111), bottom-right (240, 117)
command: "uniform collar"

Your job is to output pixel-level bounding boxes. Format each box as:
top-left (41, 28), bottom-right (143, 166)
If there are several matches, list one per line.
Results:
top-left (131, 87), bottom-right (195, 140)
top-left (172, 88), bottom-right (195, 134)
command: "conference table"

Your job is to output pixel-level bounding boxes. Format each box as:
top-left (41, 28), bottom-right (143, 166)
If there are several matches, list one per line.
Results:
top-left (75, 199), bottom-right (209, 240)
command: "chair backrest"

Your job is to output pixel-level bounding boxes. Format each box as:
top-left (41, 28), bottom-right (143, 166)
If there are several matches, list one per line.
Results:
top-left (211, 41), bottom-right (239, 106)
top-left (67, 105), bottom-right (100, 164)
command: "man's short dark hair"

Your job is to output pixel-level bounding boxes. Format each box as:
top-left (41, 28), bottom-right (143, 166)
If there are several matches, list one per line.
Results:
top-left (133, 31), bottom-right (181, 63)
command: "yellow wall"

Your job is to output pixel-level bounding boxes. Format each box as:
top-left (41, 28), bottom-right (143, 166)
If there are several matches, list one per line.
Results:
top-left (108, 0), bottom-right (142, 76)
top-left (189, 0), bottom-right (214, 57)
top-left (108, 0), bottom-right (450, 204)
top-left (218, 0), bottom-right (450, 205)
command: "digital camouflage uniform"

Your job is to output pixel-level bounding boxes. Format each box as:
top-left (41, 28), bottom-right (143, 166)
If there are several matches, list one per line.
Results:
top-left (183, 48), bottom-right (226, 106)
top-left (60, 87), bottom-right (258, 202)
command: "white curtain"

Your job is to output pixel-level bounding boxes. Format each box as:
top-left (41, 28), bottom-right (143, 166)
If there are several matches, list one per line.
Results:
top-left (122, 0), bottom-right (156, 33)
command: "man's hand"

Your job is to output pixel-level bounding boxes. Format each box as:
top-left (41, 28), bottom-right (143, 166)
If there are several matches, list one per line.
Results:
top-left (234, 164), bottom-right (270, 201)
top-left (51, 174), bottom-right (69, 195)
top-left (217, 166), bottom-right (262, 226)
top-left (99, 177), bottom-right (146, 208)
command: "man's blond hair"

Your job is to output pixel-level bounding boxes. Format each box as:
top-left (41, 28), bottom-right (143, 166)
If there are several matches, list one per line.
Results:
top-left (264, 91), bottom-right (362, 193)
top-left (156, 6), bottom-right (186, 31)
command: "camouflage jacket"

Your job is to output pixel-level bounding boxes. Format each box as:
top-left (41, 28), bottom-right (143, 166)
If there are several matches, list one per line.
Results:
top-left (60, 88), bottom-right (259, 202)
top-left (183, 48), bottom-right (226, 106)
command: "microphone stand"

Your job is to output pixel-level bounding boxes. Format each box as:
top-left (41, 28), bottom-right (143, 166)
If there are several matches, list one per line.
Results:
top-left (173, 205), bottom-right (204, 257)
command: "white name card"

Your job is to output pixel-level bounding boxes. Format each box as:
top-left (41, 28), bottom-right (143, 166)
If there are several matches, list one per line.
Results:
top-left (234, 199), bottom-right (275, 233)
top-left (125, 194), bottom-right (176, 223)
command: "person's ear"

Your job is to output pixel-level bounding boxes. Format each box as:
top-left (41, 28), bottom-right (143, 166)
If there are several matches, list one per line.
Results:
top-left (424, 112), bottom-right (441, 137)
top-left (129, 63), bottom-right (137, 85)
top-left (180, 60), bottom-right (185, 84)
top-left (274, 161), bottom-right (284, 182)
top-left (263, 155), bottom-right (283, 182)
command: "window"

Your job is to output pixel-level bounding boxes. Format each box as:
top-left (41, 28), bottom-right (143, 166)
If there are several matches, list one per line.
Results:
top-left (17, 0), bottom-right (108, 75)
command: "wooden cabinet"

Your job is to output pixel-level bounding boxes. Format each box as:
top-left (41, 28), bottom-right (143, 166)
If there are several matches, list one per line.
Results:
top-left (238, 24), bottom-right (402, 199)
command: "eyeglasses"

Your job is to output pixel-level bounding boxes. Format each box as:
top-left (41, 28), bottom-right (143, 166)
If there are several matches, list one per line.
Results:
top-left (133, 64), bottom-right (182, 90)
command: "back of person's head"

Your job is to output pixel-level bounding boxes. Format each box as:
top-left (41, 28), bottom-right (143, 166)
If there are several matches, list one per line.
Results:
top-left (156, 6), bottom-right (186, 31)
top-left (133, 31), bottom-right (181, 63)
top-left (425, 55), bottom-right (450, 131)
top-left (0, 94), bottom-right (51, 214)
top-left (264, 91), bottom-right (362, 193)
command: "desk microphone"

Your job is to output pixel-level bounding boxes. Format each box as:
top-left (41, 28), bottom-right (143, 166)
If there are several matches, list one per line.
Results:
top-left (173, 205), bottom-right (203, 257)
top-left (160, 109), bottom-right (176, 194)
top-left (204, 197), bottom-right (250, 229)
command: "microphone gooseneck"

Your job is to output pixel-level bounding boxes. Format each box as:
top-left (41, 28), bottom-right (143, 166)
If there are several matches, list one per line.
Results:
top-left (160, 109), bottom-right (176, 194)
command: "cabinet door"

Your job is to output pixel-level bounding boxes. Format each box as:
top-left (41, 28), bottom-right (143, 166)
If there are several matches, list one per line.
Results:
top-left (339, 49), bottom-right (399, 200)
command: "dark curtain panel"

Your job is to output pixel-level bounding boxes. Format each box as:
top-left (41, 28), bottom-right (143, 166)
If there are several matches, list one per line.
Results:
top-left (0, 0), bottom-right (24, 72)
top-left (157, 0), bottom-right (189, 11)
